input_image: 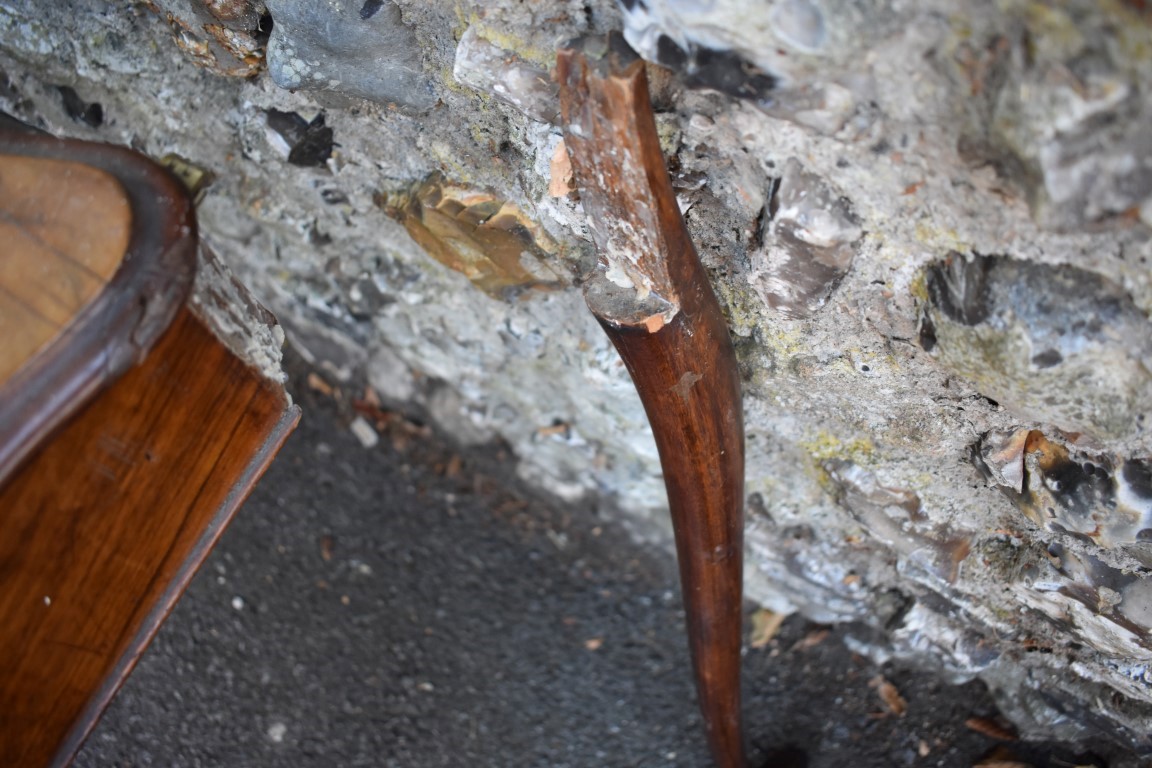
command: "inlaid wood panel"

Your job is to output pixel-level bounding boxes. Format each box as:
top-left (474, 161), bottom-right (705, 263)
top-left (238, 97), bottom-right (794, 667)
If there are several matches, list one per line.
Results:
top-left (0, 155), bottom-right (131, 380)
top-left (0, 124), bottom-right (298, 767)
top-left (0, 129), bottom-right (197, 485)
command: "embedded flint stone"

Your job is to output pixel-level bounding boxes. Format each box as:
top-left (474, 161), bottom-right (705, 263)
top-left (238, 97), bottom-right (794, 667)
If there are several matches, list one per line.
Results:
top-left (1037, 541), bottom-right (1152, 646)
top-left (975, 428), bottom-right (1152, 554)
top-left (921, 253), bottom-right (1152, 443)
top-left (986, 1), bottom-right (1152, 228)
top-left (380, 173), bottom-right (567, 301)
top-left (264, 109), bottom-right (335, 167)
top-left (265, 0), bottom-right (435, 110)
top-left (149, 0), bottom-right (267, 77)
top-left (617, 0), bottom-right (876, 102)
top-left (453, 27), bottom-right (560, 124)
top-left (750, 157), bottom-right (861, 318)
top-left (617, 0), bottom-right (788, 99)
top-left (824, 460), bottom-right (971, 585)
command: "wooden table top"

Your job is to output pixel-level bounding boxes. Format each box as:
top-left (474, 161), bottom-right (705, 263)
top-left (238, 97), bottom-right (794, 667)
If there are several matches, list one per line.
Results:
top-left (0, 154), bottom-right (132, 382)
top-left (0, 127), bottom-right (198, 485)
top-left (0, 120), bottom-right (301, 768)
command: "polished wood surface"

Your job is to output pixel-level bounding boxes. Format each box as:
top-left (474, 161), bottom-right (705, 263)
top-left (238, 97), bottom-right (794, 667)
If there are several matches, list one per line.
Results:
top-left (0, 130), bottom-right (197, 486)
top-left (0, 306), bottom-right (300, 767)
top-left (0, 155), bottom-right (131, 381)
top-left (0, 126), bottom-right (299, 766)
top-left (558, 36), bottom-right (748, 768)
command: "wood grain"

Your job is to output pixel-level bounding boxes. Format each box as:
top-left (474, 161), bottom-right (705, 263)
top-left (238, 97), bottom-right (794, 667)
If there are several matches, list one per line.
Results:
top-left (557, 35), bottom-right (748, 768)
top-left (0, 306), bottom-right (300, 767)
top-left (0, 155), bottom-right (131, 380)
top-left (0, 130), bottom-right (197, 486)
top-left (0, 154), bottom-right (130, 279)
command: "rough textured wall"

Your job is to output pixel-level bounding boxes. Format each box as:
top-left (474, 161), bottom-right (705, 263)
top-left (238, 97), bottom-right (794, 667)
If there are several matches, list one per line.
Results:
top-left (2, 0), bottom-right (1150, 756)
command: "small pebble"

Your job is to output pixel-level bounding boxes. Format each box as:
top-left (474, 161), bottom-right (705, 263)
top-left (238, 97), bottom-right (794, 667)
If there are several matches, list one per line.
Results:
top-left (349, 416), bottom-right (379, 449)
top-left (266, 721), bottom-right (287, 743)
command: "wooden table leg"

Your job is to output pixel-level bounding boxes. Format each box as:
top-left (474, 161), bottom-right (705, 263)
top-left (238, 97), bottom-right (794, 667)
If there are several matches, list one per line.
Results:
top-left (557, 33), bottom-right (748, 768)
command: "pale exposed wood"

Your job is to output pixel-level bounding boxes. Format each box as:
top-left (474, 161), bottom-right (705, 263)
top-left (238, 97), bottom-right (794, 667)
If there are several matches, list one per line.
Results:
top-left (0, 131), bottom-right (197, 487)
top-left (0, 295), bottom-right (57, 383)
top-left (0, 154), bottom-right (131, 381)
top-left (0, 154), bottom-right (131, 276)
top-left (558, 36), bottom-right (747, 768)
top-left (0, 306), bottom-right (300, 768)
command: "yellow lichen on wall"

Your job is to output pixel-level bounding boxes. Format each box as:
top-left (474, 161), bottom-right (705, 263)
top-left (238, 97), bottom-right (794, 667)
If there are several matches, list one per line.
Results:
top-left (802, 431), bottom-right (877, 464)
top-left (463, 11), bottom-right (555, 68)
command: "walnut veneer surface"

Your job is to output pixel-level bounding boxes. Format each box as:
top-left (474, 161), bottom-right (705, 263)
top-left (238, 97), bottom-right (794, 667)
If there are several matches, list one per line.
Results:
top-left (0, 128), bottom-right (299, 766)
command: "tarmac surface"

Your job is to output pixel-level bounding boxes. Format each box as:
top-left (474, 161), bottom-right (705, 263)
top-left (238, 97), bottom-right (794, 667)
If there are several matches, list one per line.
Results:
top-left (76, 367), bottom-right (1118, 768)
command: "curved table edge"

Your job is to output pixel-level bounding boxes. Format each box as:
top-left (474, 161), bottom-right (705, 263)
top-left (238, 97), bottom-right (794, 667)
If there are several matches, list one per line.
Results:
top-left (0, 130), bottom-right (198, 486)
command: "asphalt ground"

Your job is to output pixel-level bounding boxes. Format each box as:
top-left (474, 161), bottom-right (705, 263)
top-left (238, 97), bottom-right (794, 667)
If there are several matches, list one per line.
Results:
top-left (75, 365), bottom-right (1118, 768)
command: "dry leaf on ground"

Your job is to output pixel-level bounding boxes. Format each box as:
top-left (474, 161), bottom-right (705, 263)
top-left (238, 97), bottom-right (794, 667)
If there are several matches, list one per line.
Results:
top-left (869, 674), bottom-right (907, 716)
top-left (351, 397), bottom-right (393, 431)
top-left (972, 745), bottom-right (1032, 768)
top-left (749, 608), bottom-right (787, 649)
top-left (965, 716), bottom-right (1019, 741)
top-left (361, 384), bottom-right (381, 408)
top-left (792, 627), bottom-right (830, 650)
top-left (306, 372), bottom-right (333, 396)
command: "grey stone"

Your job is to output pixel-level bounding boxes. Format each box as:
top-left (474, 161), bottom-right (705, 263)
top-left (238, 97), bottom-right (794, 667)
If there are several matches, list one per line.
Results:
top-left (617, 0), bottom-right (894, 99)
top-left (986, 2), bottom-right (1152, 228)
top-left (768, 0), bottom-right (827, 54)
top-left (921, 253), bottom-right (1152, 443)
top-left (426, 382), bottom-right (496, 447)
top-left (825, 459), bottom-right (972, 586)
top-left (367, 344), bottom-right (417, 403)
top-left (5, 0), bottom-right (1152, 756)
top-left (618, 0), bottom-right (780, 100)
top-left (265, 0), bottom-right (435, 110)
top-left (452, 26), bottom-right (560, 124)
top-left (749, 157), bottom-right (861, 318)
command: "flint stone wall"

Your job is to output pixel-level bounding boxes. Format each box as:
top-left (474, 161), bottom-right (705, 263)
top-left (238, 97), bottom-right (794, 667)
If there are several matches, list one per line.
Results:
top-left (3, 0), bottom-right (1151, 756)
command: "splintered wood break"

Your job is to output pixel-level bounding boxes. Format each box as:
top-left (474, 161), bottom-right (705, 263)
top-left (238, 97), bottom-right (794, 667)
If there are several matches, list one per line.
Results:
top-left (548, 139), bottom-right (574, 197)
top-left (558, 33), bottom-right (748, 768)
top-left (556, 33), bottom-right (682, 322)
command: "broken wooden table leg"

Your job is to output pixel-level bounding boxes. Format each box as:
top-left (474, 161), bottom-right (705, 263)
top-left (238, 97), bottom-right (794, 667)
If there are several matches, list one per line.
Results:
top-left (557, 34), bottom-right (748, 768)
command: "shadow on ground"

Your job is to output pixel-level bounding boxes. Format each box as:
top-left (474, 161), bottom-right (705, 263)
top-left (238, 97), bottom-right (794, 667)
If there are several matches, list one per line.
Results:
top-left (77, 367), bottom-right (1119, 768)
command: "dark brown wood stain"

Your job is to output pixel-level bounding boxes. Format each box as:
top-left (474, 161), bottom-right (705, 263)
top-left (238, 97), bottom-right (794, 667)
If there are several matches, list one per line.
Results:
top-left (557, 35), bottom-right (748, 768)
top-left (0, 307), bottom-right (299, 767)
